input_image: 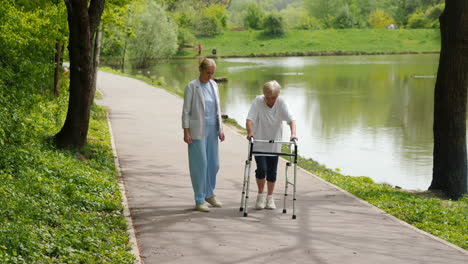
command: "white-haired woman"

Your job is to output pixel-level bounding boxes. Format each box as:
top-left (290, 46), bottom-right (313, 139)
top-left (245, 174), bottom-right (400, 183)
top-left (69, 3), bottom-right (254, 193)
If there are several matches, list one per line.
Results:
top-left (182, 58), bottom-right (225, 212)
top-left (246, 80), bottom-right (297, 210)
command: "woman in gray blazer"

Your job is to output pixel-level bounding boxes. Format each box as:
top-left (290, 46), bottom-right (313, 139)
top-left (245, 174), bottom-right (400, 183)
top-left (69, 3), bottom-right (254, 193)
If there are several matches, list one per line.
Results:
top-left (182, 58), bottom-right (225, 212)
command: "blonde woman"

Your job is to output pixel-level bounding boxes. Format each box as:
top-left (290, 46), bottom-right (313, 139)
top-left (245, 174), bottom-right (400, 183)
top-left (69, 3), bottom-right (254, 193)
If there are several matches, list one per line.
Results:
top-left (182, 58), bottom-right (225, 212)
top-left (246, 80), bottom-right (297, 210)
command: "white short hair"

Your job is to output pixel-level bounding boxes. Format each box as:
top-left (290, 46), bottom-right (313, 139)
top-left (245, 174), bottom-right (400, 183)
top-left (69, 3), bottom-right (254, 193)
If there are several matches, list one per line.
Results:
top-left (263, 80), bottom-right (281, 96)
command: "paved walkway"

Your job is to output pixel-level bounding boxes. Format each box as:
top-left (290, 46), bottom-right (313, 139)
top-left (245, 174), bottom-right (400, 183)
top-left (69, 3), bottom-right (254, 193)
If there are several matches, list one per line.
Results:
top-left (97, 71), bottom-right (467, 264)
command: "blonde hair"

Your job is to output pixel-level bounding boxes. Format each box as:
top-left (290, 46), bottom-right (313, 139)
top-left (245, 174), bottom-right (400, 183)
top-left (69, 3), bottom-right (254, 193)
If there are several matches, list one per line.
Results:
top-left (199, 58), bottom-right (216, 70)
top-left (263, 80), bottom-right (281, 96)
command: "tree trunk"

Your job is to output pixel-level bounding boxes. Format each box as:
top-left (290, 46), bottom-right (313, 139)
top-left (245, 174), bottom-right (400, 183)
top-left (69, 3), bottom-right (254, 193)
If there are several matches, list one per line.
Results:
top-left (55, 0), bottom-right (105, 148)
top-left (430, 0), bottom-right (468, 199)
top-left (91, 22), bottom-right (103, 104)
top-left (53, 40), bottom-right (62, 97)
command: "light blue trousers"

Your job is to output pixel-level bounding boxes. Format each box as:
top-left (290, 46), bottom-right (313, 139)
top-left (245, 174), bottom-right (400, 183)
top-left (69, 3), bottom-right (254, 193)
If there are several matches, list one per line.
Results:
top-left (188, 125), bottom-right (219, 205)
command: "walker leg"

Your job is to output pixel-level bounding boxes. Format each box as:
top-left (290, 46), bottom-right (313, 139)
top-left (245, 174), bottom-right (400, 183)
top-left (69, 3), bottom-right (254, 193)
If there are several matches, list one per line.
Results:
top-left (292, 163), bottom-right (298, 219)
top-left (243, 162), bottom-right (252, 217)
top-left (240, 160), bottom-right (250, 212)
top-left (283, 162), bottom-right (290, 214)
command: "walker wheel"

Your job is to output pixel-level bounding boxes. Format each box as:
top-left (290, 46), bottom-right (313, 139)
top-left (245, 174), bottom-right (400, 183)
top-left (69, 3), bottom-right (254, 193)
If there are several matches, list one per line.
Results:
top-left (292, 215), bottom-right (297, 220)
top-left (243, 212), bottom-right (248, 217)
top-left (239, 207), bottom-right (244, 212)
top-left (282, 209), bottom-right (287, 214)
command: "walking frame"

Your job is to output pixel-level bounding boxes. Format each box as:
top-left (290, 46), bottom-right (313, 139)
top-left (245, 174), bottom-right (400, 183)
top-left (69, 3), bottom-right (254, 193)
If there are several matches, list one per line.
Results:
top-left (239, 138), bottom-right (298, 219)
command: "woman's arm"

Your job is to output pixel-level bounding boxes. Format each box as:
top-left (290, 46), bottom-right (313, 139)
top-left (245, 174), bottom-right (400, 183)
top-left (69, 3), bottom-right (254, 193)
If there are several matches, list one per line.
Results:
top-left (182, 84), bottom-right (193, 144)
top-left (289, 120), bottom-right (297, 141)
top-left (246, 119), bottom-right (254, 140)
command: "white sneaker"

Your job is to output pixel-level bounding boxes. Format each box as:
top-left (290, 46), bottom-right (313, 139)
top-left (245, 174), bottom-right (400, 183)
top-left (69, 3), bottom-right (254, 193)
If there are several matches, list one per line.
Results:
top-left (255, 193), bottom-right (266, 210)
top-left (195, 203), bottom-right (210, 212)
top-left (205, 196), bottom-right (222, 208)
top-left (265, 195), bottom-right (276, 210)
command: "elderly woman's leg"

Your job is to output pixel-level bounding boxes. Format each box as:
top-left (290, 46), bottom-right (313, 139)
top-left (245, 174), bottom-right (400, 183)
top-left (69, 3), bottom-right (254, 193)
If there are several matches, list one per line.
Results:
top-left (188, 138), bottom-right (209, 211)
top-left (204, 124), bottom-right (222, 207)
top-left (265, 156), bottom-right (279, 209)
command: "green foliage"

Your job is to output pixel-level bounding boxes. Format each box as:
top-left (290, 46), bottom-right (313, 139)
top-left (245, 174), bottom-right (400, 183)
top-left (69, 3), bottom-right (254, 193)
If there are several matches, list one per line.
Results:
top-left (279, 3), bottom-right (322, 30)
top-left (0, 3), bottom-right (135, 262)
top-left (407, 11), bottom-right (430, 29)
top-left (243, 2), bottom-right (265, 29)
top-left (0, 90), bottom-right (135, 262)
top-left (425, 3), bottom-right (444, 28)
top-left (304, 0), bottom-right (339, 28)
top-left (194, 5), bottom-right (228, 37)
top-left (0, 3), bottom-right (61, 146)
top-left (332, 4), bottom-right (355, 29)
top-left (263, 12), bottom-right (287, 36)
top-left (127, 0), bottom-right (178, 68)
top-left (368, 9), bottom-right (395, 29)
top-left (177, 27), bottom-right (196, 51)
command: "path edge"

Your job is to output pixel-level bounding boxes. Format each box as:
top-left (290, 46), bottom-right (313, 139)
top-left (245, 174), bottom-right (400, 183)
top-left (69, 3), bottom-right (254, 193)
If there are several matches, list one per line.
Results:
top-left (106, 110), bottom-right (143, 264)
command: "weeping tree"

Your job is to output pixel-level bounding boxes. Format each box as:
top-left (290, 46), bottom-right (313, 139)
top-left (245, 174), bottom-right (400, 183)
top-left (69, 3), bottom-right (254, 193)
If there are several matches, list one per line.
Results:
top-left (431, 0), bottom-right (468, 199)
top-left (54, 0), bottom-right (105, 148)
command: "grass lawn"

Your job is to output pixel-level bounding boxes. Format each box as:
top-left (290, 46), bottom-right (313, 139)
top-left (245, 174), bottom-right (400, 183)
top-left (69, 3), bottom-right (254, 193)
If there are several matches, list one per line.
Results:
top-left (179, 29), bottom-right (440, 57)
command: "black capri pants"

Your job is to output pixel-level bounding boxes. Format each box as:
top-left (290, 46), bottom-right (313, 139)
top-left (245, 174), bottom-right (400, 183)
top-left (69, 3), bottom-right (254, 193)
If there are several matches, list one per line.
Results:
top-left (254, 156), bottom-right (279, 182)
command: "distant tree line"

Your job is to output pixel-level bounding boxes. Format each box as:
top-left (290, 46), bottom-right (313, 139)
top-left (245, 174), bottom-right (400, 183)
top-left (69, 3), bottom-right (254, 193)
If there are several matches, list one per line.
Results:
top-left (100, 0), bottom-right (444, 68)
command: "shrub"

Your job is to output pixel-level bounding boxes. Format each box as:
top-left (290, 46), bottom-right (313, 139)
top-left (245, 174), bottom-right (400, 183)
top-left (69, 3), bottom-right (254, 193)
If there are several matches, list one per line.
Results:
top-left (368, 9), bottom-right (396, 29)
top-left (263, 12), bottom-right (287, 36)
top-left (332, 5), bottom-right (355, 29)
top-left (194, 4), bottom-right (227, 37)
top-left (407, 11), bottom-right (430, 28)
top-left (243, 2), bottom-right (265, 30)
top-left (177, 27), bottom-right (196, 51)
top-left (128, 0), bottom-right (178, 68)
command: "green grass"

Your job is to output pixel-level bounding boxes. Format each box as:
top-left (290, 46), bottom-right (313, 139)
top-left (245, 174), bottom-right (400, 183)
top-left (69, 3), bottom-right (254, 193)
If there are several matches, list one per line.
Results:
top-left (183, 29), bottom-right (440, 57)
top-left (0, 85), bottom-right (135, 263)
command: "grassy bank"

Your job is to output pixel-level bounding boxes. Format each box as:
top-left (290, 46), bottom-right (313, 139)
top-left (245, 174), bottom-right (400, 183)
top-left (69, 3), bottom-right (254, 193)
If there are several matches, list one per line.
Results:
top-left (179, 29), bottom-right (440, 57)
top-left (0, 86), bottom-right (134, 262)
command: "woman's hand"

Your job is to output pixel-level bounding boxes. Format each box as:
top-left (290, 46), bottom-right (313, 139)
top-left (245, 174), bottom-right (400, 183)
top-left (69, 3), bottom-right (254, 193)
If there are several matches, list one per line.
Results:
top-left (219, 132), bottom-right (225, 142)
top-left (184, 129), bottom-right (192, 144)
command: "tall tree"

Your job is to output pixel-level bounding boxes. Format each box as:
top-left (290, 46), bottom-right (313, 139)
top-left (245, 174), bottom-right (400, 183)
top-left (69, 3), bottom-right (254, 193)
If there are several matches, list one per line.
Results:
top-left (55, 0), bottom-right (105, 148)
top-left (431, 0), bottom-right (468, 199)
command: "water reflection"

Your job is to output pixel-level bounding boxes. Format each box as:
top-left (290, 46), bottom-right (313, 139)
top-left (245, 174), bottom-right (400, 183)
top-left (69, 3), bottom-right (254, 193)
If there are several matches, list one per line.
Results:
top-left (123, 54), bottom-right (440, 190)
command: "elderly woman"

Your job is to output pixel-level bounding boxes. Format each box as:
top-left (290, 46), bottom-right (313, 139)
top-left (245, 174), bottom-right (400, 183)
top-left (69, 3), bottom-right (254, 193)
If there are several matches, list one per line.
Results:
top-left (246, 80), bottom-right (296, 210)
top-left (182, 58), bottom-right (225, 212)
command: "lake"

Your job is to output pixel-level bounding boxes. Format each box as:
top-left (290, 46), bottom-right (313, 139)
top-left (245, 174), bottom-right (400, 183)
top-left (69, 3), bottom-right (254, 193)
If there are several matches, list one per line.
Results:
top-left (123, 54), bottom-right (441, 190)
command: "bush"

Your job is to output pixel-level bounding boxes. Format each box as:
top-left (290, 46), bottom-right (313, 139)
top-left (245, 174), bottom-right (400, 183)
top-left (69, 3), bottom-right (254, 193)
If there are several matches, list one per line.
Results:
top-left (407, 11), bottom-right (430, 28)
top-left (194, 4), bottom-right (227, 37)
top-left (332, 5), bottom-right (355, 29)
top-left (263, 12), bottom-right (287, 36)
top-left (368, 9), bottom-right (396, 29)
top-left (177, 27), bottom-right (196, 51)
top-left (243, 2), bottom-right (265, 30)
top-left (128, 0), bottom-right (178, 68)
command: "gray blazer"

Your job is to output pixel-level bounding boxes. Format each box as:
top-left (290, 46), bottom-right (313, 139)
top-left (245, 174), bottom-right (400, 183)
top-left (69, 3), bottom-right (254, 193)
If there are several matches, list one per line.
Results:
top-left (182, 78), bottom-right (223, 140)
